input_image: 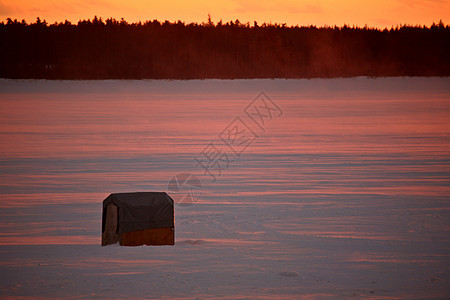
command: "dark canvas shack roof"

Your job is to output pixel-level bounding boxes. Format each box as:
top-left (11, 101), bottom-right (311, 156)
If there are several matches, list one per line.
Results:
top-left (102, 192), bottom-right (174, 234)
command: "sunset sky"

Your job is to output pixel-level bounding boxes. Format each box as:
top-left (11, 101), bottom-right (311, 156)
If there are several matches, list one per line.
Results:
top-left (0, 0), bottom-right (448, 28)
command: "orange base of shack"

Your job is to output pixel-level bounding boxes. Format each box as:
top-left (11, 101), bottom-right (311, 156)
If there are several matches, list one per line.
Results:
top-left (120, 227), bottom-right (174, 246)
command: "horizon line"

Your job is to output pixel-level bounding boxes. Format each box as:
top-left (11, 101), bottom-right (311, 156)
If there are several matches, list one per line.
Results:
top-left (2, 16), bottom-right (448, 30)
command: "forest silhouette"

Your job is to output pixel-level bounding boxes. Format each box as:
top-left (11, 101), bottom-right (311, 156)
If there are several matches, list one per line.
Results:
top-left (1, 17), bottom-right (449, 79)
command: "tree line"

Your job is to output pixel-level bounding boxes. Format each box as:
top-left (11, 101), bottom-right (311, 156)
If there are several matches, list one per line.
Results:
top-left (1, 17), bottom-right (449, 79)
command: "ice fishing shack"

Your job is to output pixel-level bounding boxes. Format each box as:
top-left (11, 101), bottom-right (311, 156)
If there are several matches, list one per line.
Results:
top-left (102, 192), bottom-right (174, 246)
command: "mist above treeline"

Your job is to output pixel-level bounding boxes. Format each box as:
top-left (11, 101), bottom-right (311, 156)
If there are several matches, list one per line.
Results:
top-left (1, 17), bottom-right (449, 79)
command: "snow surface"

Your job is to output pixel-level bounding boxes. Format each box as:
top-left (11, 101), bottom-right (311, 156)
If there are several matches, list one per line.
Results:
top-left (0, 77), bottom-right (449, 299)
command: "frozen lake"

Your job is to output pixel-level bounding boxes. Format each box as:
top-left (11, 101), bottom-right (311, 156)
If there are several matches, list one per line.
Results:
top-left (0, 78), bottom-right (449, 298)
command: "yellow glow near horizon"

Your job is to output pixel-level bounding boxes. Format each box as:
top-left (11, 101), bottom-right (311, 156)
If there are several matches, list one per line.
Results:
top-left (0, 0), bottom-right (448, 28)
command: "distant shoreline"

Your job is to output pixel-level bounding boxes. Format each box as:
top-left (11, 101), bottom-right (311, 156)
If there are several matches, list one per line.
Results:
top-left (1, 18), bottom-right (449, 79)
top-left (0, 75), bottom-right (450, 81)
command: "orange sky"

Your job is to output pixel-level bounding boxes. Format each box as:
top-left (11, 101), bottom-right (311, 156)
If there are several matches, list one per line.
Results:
top-left (0, 0), bottom-right (448, 28)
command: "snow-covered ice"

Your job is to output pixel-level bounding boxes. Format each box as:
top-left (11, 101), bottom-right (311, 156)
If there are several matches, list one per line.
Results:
top-left (0, 78), bottom-right (449, 298)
